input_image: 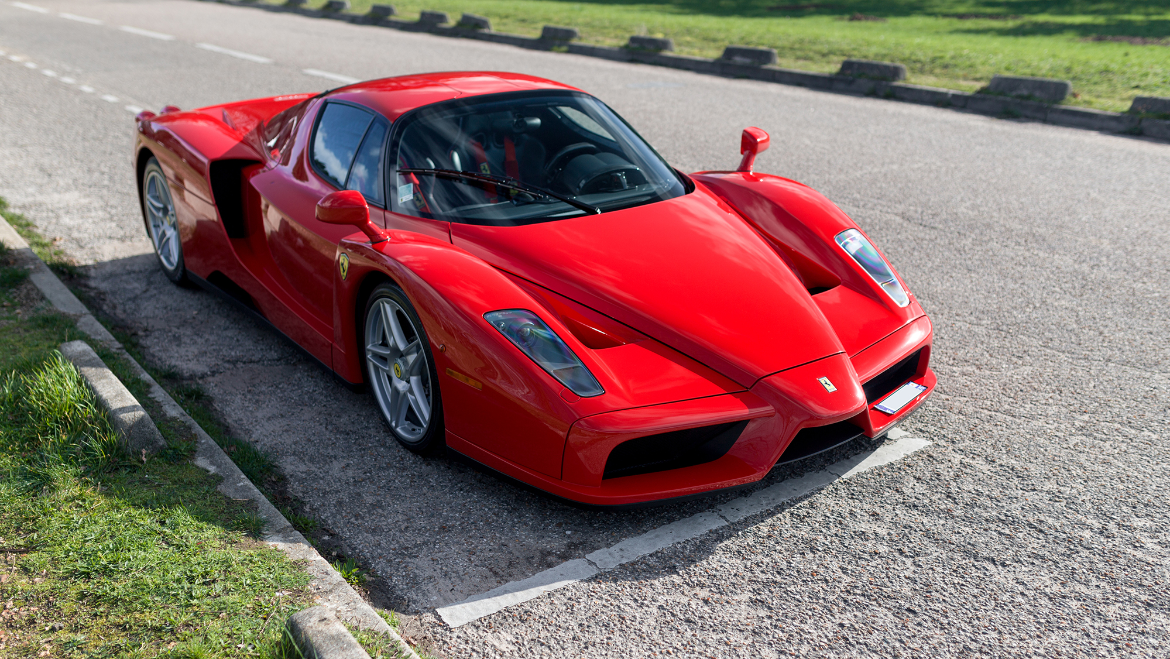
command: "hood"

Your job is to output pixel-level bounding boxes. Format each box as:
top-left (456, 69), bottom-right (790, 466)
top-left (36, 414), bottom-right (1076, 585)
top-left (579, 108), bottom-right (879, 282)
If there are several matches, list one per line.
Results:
top-left (450, 190), bottom-right (845, 387)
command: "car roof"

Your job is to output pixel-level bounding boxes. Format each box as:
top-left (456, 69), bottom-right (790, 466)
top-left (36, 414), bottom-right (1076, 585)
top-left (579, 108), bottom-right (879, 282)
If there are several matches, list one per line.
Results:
top-left (324, 71), bottom-right (584, 121)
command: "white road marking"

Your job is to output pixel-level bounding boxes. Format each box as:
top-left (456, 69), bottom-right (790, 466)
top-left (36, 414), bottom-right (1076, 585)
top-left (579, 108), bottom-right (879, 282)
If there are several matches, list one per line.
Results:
top-left (196, 43), bottom-right (272, 64)
top-left (12, 2), bottom-right (49, 13)
top-left (302, 68), bottom-right (359, 84)
top-left (8, 55), bottom-right (23, 62)
top-left (435, 430), bottom-right (929, 628)
top-left (100, 94), bottom-right (118, 103)
top-left (119, 26), bottom-right (175, 41)
top-left (23, 61), bottom-right (36, 69)
top-left (59, 12), bottom-right (103, 25)
top-left (78, 85), bottom-right (94, 93)
top-left (41, 69), bottom-right (56, 77)
top-left (125, 105), bottom-right (144, 114)
top-left (59, 76), bottom-right (75, 84)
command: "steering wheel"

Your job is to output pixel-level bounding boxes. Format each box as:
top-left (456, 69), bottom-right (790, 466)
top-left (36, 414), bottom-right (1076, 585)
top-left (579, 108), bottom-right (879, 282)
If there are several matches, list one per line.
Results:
top-left (544, 143), bottom-right (597, 182)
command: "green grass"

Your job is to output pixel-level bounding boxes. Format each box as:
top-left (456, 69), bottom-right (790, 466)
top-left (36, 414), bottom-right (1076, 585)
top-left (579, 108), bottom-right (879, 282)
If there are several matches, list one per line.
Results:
top-left (0, 221), bottom-right (315, 657)
top-left (0, 197), bottom-right (78, 278)
top-left (275, 0), bottom-right (1170, 111)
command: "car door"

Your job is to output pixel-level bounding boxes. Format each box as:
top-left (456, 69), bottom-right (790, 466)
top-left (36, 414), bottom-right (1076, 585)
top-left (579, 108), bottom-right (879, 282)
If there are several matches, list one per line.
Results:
top-left (250, 101), bottom-right (392, 360)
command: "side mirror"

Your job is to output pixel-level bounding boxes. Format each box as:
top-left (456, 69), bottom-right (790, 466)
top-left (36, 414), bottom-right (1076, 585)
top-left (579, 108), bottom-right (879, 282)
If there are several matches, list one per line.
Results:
top-left (736, 127), bottom-right (771, 174)
top-left (316, 190), bottom-right (385, 243)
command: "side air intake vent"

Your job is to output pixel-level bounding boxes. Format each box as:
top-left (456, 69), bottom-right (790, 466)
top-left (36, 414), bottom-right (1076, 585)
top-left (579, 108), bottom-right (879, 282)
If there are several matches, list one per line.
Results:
top-left (862, 349), bottom-right (922, 403)
top-left (602, 420), bottom-right (748, 480)
top-left (208, 159), bottom-right (260, 239)
top-left (778, 421), bottom-right (865, 465)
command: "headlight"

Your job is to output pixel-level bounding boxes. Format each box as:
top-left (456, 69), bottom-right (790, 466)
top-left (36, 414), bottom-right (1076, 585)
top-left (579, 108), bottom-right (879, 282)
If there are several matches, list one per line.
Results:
top-left (835, 229), bottom-right (910, 308)
top-left (484, 310), bottom-right (605, 397)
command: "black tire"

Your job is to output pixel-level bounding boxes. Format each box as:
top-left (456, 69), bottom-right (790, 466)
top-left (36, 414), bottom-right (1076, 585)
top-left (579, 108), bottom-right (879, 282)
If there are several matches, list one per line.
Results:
top-left (140, 156), bottom-right (189, 285)
top-left (363, 282), bottom-right (445, 454)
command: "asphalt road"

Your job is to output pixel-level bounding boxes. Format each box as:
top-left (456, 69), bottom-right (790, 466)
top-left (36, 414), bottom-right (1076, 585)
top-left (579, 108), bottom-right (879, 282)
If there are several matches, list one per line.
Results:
top-left (2, 1), bottom-right (1168, 656)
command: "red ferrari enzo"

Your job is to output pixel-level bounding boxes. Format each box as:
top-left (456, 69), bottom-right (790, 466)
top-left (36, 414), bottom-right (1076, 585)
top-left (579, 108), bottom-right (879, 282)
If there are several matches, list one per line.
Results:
top-left (133, 72), bottom-right (935, 506)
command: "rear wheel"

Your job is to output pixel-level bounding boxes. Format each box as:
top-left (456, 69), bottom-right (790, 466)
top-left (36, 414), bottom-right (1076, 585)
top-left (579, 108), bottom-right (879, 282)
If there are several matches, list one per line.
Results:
top-left (364, 283), bottom-right (444, 453)
top-left (141, 157), bottom-right (188, 284)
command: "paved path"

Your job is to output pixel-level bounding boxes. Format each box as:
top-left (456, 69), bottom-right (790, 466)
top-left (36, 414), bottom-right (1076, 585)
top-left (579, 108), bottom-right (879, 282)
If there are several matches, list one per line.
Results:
top-left (1, 1), bottom-right (1168, 656)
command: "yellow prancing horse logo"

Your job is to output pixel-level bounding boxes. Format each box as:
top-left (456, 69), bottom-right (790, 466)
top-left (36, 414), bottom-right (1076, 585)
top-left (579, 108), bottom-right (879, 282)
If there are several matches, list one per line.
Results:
top-left (338, 253), bottom-right (349, 280)
top-left (393, 362), bottom-right (403, 379)
top-left (818, 377), bottom-right (837, 392)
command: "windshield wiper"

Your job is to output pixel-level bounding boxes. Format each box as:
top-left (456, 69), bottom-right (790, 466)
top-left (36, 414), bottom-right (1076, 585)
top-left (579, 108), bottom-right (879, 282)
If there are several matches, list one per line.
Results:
top-left (398, 168), bottom-right (601, 215)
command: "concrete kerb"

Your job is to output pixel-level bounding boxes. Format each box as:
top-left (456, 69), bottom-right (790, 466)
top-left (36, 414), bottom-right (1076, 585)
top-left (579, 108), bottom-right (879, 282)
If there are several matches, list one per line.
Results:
top-left (194, 0), bottom-right (1169, 143)
top-left (0, 214), bottom-right (419, 659)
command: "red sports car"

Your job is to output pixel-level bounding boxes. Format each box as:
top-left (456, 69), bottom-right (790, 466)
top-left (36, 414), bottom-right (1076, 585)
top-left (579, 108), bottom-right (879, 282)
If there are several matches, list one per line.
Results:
top-left (132, 72), bottom-right (935, 506)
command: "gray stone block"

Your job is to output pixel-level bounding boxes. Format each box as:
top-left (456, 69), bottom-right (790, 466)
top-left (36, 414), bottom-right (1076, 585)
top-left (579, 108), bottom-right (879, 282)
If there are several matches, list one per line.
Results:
top-left (966, 94), bottom-right (1049, 120)
top-left (1047, 106), bottom-right (1137, 133)
top-left (541, 26), bottom-right (579, 41)
top-left (322, 0), bottom-right (348, 11)
top-left (1141, 118), bottom-right (1170, 140)
top-left (458, 13), bottom-right (490, 30)
top-left (368, 4), bottom-right (395, 18)
top-left (720, 45), bottom-right (776, 66)
top-left (987, 75), bottom-right (1071, 103)
top-left (284, 0), bottom-right (307, 7)
top-left (888, 83), bottom-right (956, 107)
top-left (1129, 96), bottom-right (1170, 116)
top-left (286, 607), bottom-right (370, 659)
top-left (59, 340), bottom-right (167, 458)
top-left (838, 59), bottom-right (906, 82)
top-left (626, 35), bottom-right (673, 52)
top-left (417, 10), bottom-right (448, 25)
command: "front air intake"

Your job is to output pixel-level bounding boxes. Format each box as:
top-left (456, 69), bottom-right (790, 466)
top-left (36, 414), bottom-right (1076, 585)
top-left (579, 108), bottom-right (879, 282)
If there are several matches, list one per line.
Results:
top-left (862, 349), bottom-right (922, 403)
top-left (602, 420), bottom-right (748, 480)
top-left (778, 421), bottom-right (865, 465)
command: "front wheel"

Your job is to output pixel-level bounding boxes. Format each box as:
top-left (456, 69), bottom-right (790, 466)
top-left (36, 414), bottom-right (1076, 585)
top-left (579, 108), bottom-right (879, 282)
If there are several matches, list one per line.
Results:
top-left (364, 283), bottom-right (444, 453)
top-left (140, 156), bottom-right (188, 284)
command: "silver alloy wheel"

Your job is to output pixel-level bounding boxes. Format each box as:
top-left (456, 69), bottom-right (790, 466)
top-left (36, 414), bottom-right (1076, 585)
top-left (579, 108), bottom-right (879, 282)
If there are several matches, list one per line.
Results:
top-left (144, 169), bottom-right (180, 271)
top-left (365, 297), bottom-right (433, 443)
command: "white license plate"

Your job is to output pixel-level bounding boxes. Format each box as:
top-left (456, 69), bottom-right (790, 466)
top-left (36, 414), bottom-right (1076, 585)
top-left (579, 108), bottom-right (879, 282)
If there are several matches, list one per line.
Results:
top-left (874, 382), bottom-right (927, 415)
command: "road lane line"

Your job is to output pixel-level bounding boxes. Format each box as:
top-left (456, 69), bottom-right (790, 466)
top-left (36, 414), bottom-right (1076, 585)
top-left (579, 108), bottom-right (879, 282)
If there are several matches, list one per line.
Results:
top-left (41, 69), bottom-right (56, 77)
top-left (196, 43), bottom-right (272, 64)
top-left (125, 105), bottom-right (144, 114)
top-left (59, 12), bottom-right (103, 25)
top-left (23, 61), bottom-right (36, 69)
top-left (119, 26), bottom-right (175, 41)
top-left (100, 94), bottom-right (118, 103)
top-left (78, 85), bottom-right (94, 93)
top-left (436, 430), bottom-right (929, 628)
top-left (59, 76), bottom-right (75, 84)
top-left (12, 2), bottom-right (49, 13)
top-left (303, 68), bottom-right (359, 84)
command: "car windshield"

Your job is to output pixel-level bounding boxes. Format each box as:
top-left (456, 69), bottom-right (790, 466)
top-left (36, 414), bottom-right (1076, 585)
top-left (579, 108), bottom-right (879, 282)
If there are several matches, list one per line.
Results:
top-left (391, 91), bottom-right (686, 225)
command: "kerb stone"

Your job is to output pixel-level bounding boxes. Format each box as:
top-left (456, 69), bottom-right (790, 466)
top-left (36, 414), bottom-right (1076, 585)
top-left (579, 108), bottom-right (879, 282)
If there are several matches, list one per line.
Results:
top-left (58, 340), bottom-right (167, 457)
top-left (1130, 96), bottom-right (1170, 116)
top-left (321, 0), bottom-right (349, 11)
top-left (988, 75), bottom-right (1072, 103)
top-left (541, 26), bottom-right (579, 41)
top-left (368, 4), bottom-right (395, 18)
top-left (720, 45), bottom-right (776, 66)
top-left (458, 13), bottom-right (490, 30)
top-left (287, 607), bottom-right (371, 659)
top-left (839, 59), bottom-right (906, 81)
top-left (417, 10), bottom-right (448, 26)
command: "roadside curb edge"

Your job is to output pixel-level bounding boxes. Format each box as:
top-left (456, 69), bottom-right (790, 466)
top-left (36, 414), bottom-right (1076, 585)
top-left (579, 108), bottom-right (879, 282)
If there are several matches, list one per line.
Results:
top-left (0, 214), bottom-right (420, 659)
top-left (199, 0), bottom-right (1167, 143)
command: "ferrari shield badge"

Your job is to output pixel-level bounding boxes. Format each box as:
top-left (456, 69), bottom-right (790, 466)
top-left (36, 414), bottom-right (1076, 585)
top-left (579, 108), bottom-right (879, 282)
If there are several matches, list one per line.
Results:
top-left (338, 253), bottom-right (349, 280)
top-left (818, 377), bottom-right (837, 392)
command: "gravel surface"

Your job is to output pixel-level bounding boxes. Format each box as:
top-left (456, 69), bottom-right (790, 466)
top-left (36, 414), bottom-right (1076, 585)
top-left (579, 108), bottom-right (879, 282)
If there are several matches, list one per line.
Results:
top-left (1, 1), bottom-right (1168, 656)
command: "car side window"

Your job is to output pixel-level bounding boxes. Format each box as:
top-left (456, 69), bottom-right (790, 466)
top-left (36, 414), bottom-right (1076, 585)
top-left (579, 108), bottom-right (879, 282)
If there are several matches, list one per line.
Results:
top-left (311, 102), bottom-right (374, 189)
top-left (345, 117), bottom-right (389, 208)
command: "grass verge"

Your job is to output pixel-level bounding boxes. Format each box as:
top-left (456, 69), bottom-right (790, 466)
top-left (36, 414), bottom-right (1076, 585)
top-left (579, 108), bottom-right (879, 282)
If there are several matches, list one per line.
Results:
top-left (271, 0), bottom-right (1170, 112)
top-left (0, 226), bottom-right (313, 657)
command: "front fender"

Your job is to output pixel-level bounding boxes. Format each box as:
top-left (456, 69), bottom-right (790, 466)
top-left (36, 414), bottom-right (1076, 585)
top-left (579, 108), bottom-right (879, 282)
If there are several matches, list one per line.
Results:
top-left (333, 230), bottom-right (580, 479)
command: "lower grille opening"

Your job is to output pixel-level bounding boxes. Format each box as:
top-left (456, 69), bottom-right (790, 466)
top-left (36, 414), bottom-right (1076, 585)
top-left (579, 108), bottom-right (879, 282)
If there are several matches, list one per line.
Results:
top-left (778, 421), bottom-right (865, 465)
top-left (863, 348), bottom-right (922, 403)
top-left (602, 420), bottom-right (749, 480)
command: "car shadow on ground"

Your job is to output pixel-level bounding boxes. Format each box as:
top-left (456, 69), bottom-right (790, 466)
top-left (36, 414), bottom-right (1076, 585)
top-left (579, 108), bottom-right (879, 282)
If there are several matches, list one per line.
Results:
top-left (77, 252), bottom-right (901, 614)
